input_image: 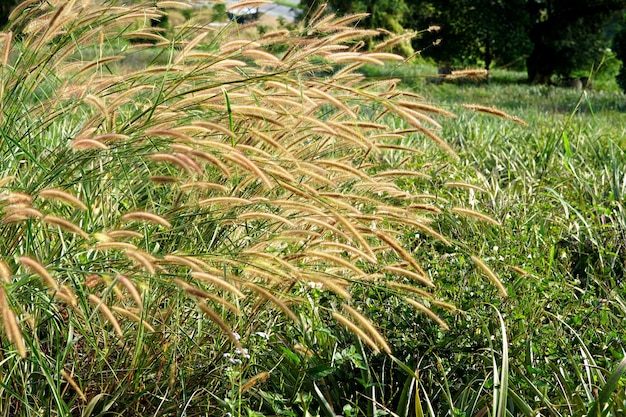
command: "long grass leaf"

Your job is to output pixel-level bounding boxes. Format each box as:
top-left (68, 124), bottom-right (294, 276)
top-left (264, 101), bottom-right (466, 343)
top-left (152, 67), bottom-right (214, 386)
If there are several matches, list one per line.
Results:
top-left (589, 355), bottom-right (626, 417)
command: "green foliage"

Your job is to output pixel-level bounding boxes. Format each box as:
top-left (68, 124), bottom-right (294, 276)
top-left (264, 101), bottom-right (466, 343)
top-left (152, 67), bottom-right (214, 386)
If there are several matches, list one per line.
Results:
top-left (0, 1), bottom-right (500, 415)
top-left (0, 2), bottom-right (625, 416)
top-left (406, 71), bottom-right (626, 416)
top-left (302, 0), bottom-right (626, 83)
top-left (525, 0), bottom-right (626, 83)
top-left (613, 23), bottom-right (626, 91)
top-left (0, 0), bottom-right (18, 27)
top-left (411, 0), bottom-right (532, 70)
top-left (305, 62), bottom-right (626, 417)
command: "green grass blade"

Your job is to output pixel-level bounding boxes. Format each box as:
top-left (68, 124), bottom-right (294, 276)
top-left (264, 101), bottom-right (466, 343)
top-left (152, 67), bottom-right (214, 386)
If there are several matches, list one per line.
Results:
top-left (587, 355), bottom-right (626, 417)
top-left (562, 131), bottom-right (572, 159)
top-left (313, 381), bottom-right (337, 417)
top-left (506, 387), bottom-right (534, 417)
top-left (495, 307), bottom-right (509, 417)
top-left (597, 355), bottom-right (626, 406)
top-left (389, 355), bottom-right (426, 417)
top-left (547, 361), bottom-right (583, 413)
top-left (396, 372), bottom-right (416, 417)
top-left (414, 377), bottom-right (425, 417)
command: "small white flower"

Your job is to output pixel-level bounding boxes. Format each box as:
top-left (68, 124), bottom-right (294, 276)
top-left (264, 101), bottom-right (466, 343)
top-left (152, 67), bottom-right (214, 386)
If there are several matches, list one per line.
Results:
top-left (235, 347), bottom-right (250, 359)
top-left (231, 332), bottom-right (241, 342)
top-left (255, 331), bottom-right (270, 340)
top-left (493, 246), bottom-right (499, 252)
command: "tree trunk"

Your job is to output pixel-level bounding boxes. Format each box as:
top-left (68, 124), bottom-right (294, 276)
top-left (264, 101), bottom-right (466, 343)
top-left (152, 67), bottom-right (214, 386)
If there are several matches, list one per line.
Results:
top-left (484, 36), bottom-right (492, 70)
top-left (526, 21), bottom-right (556, 84)
top-left (526, 53), bottom-right (554, 84)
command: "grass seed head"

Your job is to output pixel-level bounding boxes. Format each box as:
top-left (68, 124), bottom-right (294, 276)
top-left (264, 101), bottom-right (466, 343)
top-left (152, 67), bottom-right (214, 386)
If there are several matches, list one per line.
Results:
top-left (42, 215), bottom-right (90, 239)
top-left (198, 302), bottom-right (242, 349)
top-left (122, 211), bottom-right (172, 229)
top-left (111, 306), bottom-right (155, 332)
top-left (462, 104), bottom-right (527, 126)
top-left (0, 261), bottom-right (11, 284)
top-left (241, 372), bottom-right (271, 393)
top-left (244, 282), bottom-right (298, 323)
top-left (60, 370), bottom-right (87, 402)
top-left (471, 256), bottom-right (508, 297)
top-left (39, 188), bottom-right (88, 210)
top-left (405, 298), bottom-right (449, 330)
top-left (191, 272), bottom-right (245, 298)
top-left (18, 256), bottom-right (58, 291)
top-left (116, 275), bottom-right (143, 310)
top-left (451, 207), bottom-right (501, 226)
top-left (332, 311), bottom-right (381, 353)
top-left (0, 288), bottom-right (26, 358)
top-left (125, 249), bottom-right (157, 275)
top-left (71, 139), bottom-right (109, 150)
top-left (88, 294), bottom-right (123, 337)
top-left (342, 303), bottom-right (391, 354)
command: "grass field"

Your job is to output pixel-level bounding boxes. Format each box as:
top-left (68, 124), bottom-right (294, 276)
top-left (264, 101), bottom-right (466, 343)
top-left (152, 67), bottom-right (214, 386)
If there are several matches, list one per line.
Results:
top-left (0, 2), bottom-right (623, 416)
top-left (379, 65), bottom-right (626, 417)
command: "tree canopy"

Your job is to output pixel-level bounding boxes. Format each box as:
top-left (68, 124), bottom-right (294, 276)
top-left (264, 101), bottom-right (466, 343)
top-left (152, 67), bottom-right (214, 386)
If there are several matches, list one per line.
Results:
top-left (300, 0), bottom-right (626, 83)
top-left (410, 0), bottom-right (532, 70)
top-left (0, 0), bottom-right (18, 27)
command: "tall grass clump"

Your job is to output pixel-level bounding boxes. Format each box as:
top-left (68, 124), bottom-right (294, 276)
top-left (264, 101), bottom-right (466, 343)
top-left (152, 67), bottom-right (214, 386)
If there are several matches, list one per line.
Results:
top-left (0, 1), bottom-right (508, 415)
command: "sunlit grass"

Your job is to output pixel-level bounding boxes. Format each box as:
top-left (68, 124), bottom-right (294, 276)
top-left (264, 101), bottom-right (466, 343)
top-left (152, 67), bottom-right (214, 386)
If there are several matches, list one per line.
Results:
top-left (0, 1), bottom-right (517, 415)
top-left (0, 1), bottom-right (624, 416)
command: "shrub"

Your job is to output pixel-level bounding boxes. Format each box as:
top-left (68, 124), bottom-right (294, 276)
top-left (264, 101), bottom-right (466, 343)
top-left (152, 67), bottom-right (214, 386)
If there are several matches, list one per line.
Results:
top-left (0, 1), bottom-right (505, 414)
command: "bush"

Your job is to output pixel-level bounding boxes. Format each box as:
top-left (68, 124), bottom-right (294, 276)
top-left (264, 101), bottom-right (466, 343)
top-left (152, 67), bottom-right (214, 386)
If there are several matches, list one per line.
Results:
top-left (0, 1), bottom-right (509, 415)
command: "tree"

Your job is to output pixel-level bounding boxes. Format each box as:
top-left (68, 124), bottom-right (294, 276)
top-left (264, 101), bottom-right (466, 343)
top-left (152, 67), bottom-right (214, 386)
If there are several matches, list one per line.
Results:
top-left (413, 0), bottom-right (624, 79)
top-left (0, 0), bottom-right (19, 27)
top-left (613, 18), bottom-right (626, 90)
top-left (525, 0), bottom-right (626, 83)
top-left (409, 0), bottom-right (531, 70)
top-left (299, 0), bottom-right (626, 83)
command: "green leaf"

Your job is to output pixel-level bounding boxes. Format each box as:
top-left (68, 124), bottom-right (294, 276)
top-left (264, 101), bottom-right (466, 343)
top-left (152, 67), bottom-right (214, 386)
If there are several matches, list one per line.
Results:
top-left (588, 355), bottom-right (626, 417)
top-left (281, 346), bottom-right (301, 366)
top-left (307, 365), bottom-right (335, 380)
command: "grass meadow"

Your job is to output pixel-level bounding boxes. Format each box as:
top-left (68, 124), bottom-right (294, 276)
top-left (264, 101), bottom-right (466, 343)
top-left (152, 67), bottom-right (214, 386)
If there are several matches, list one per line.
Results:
top-left (0, 1), bottom-right (624, 416)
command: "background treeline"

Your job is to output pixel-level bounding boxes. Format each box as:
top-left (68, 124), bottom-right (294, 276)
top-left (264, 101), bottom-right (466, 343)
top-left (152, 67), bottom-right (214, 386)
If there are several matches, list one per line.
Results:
top-left (4, 1), bottom-right (626, 87)
top-left (299, 0), bottom-right (626, 86)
